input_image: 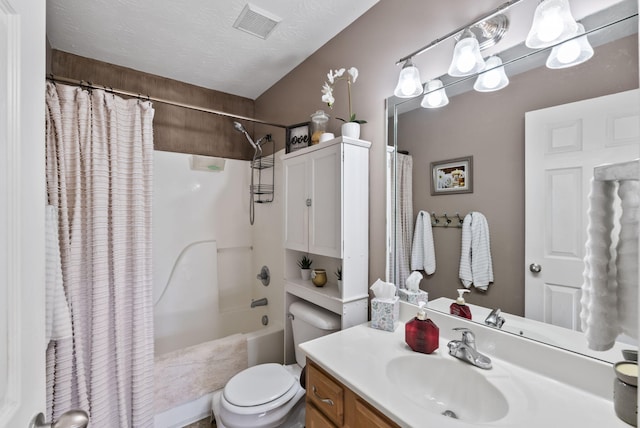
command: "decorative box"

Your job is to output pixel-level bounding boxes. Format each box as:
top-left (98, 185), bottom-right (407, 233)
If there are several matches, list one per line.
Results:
top-left (397, 288), bottom-right (429, 306)
top-left (371, 296), bottom-right (399, 332)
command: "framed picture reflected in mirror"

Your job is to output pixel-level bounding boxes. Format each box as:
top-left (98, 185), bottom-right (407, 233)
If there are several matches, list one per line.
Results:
top-left (430, 156), bottom-right (473, 195)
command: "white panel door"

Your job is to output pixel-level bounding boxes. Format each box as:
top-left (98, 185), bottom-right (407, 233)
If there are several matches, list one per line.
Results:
top-left (525, 89), bottom-right (640, 330)
top-left (0, 0), bottom-right (47, 426)
top-left (309, 144), bottom-right (342, 258)
top-left (283, 155), bottom-right (309, 252)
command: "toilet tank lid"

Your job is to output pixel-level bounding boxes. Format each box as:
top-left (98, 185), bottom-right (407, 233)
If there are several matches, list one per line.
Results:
top-left (289, 301), bottom-right (341, 330)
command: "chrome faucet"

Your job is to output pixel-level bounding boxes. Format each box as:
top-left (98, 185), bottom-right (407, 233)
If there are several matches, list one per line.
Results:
top-left (484, 308), bottom-right (505, 328)
top-left (250, 297), bottom-right (268, 308)
top-left (447, 327), bottom-right (492, 369)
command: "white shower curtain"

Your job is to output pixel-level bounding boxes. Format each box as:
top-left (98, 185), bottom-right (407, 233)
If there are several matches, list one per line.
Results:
top-left (45, 82), bottom-right (155, 427)
top-left (389, 153), bottom-right (413, 288)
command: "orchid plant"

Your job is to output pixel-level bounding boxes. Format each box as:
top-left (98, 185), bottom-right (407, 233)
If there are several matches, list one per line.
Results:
top-left (321, 67), bottom-right (367, 124)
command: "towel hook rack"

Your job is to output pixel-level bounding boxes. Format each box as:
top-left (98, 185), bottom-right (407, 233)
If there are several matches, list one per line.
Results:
top-left (429, 211), bottom-right (465, 228)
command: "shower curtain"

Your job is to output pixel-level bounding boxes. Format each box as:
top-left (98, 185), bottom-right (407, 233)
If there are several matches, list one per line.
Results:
top-left (390, 153), bottom-right (413, 288)
top-left (45, 82), bottom-right (155, 427)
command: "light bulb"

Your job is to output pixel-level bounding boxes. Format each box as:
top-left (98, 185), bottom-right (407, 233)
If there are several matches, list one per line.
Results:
top-left (482, 69), bottom-right (502, 89)
top-left (394, 61), bottom-right (423, 98)
top-left (474, 56), bottom-right (509, 92)
top-left (421, 79), bottom-right (449, 108)
top-left (456, 47), bottom-right (476, 74)
top-left (555, 39), bottom-right (581, 64)
top-left (537, 8), bottom-right (564, 43)
top-left (427, 91), bottom-right (443, 106)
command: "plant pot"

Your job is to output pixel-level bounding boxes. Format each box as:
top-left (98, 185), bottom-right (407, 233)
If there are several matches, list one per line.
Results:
top-left (337, 279), bottom-right (343, 294)
top-left (341, 122), bottom-right (361, 139)
top-left (300, 269), bottom-right (311, 280)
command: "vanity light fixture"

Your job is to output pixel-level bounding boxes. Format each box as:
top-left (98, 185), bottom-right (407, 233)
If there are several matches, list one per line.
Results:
top-left (525, 0), bottom-right (578, 49)
top-left (545, 23), bottom-right (594, 69)
top-left (473, 56), bottom-right (509, 92)
top-left (420, 79), bottom-right (449, 109)
top-left (394, 59), bottom-right (424, 98)
top-left (448, 29), bottom-right (487, 77)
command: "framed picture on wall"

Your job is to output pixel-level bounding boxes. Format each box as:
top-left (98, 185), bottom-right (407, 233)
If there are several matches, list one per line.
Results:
top-left (285, 122), bottom-right (311, 153)
top-left (430, 156), bottom-right (473, 195)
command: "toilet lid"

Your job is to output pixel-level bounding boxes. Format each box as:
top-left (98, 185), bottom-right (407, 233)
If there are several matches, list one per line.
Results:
top-left (224, 363), bottom-right (296, 407)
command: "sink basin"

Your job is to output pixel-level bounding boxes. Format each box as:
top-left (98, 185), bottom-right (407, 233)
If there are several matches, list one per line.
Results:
top-left (386, 355), bottom-right (508, 423)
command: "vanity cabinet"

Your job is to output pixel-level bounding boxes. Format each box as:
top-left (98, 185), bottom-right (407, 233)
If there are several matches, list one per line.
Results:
top-left (306, 359), bottom-right (399, 428)
top-left (282, 137), bottom-right (370, 364)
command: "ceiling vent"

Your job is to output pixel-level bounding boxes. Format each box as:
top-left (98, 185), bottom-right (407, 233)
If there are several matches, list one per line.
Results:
top-left (233, 3), bottom-right (281, 40)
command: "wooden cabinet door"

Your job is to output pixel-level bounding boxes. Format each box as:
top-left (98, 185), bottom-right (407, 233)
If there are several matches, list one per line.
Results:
top-left (350, 396), bottom-right (398, 428)
top-left (308, 143), bottom-right (342, 257)
top-left (306, 401), bottom-right (338, 428)
top-left (284, 155), bottom-right (309, 251)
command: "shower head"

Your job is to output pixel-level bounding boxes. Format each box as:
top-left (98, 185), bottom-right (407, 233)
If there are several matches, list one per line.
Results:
top-left (233, 121), bottom-right (247, 133)
top-left (233, 121), bottom-right (257, 150)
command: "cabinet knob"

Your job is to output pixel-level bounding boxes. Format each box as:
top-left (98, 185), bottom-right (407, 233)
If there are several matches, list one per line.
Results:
top-left (306, 198), bottom-right (312, 207)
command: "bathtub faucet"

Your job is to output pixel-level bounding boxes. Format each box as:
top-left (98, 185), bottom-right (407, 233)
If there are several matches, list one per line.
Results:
top-left (251, 297), bottom-right (268, 308)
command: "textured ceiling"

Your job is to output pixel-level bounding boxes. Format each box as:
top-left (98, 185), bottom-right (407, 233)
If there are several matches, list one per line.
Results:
top-left (46, 0), bottom-right (380, 99)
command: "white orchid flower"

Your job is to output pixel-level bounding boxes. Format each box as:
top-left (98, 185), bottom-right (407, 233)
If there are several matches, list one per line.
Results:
top-left (347, 67), bottom-right (358, 83)
top-left (334, 68), bottom-right (345, 78)
top-left (327, 70), bottom-right (335, 84)
top-left (321, 82), bottom-right (335, 106)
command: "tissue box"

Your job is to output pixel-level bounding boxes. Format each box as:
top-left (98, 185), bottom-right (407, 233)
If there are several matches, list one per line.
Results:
top-left (398, 288), bottom-right (429, 306)
top-left (371, 296), bottom-right (399, 332)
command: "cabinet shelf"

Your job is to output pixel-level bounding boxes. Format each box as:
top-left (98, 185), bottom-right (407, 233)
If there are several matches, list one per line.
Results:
top-left (285, 277), bottom-right (368, 315)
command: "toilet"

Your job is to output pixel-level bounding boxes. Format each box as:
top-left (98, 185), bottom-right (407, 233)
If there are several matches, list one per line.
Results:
top-left (212, 300), bottom-right (341, 428)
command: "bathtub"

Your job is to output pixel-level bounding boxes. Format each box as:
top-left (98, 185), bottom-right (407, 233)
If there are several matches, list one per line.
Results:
top-left (153, 321), bottom-right (284, 428)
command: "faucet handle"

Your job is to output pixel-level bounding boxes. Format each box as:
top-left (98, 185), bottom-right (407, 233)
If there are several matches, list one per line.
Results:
top-left (452, 327), bottom-right (476, 348)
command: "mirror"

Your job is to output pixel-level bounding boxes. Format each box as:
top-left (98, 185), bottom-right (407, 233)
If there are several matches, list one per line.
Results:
top-left (386, 0), bottom-right (639, 363)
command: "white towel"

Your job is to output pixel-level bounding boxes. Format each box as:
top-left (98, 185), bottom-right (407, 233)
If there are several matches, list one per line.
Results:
top-left (45, 205), bottom-right (72, 344)
top-left (411, 211), bottom-right (436, 275)
top-left (580, 179), bottom-right (620, 351)
top-left (616, 180), bottom-right (639, 339)
top-left (459, 212), bottom-right (494, 291)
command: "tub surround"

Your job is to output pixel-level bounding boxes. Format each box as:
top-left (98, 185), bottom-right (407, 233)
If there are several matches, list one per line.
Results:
top-left (300, 301), bottom-right (627, 427)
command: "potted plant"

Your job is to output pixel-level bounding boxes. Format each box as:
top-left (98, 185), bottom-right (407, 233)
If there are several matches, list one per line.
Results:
top-left (335, 266), bottom-right (343, 293)
top-left (321, 67), bottom-right (367, 139)
top-left (298, 255), bottom-right (313, 280)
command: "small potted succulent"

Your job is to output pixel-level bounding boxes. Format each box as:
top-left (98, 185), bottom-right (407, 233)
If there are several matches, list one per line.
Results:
top-left (298, 255), bottom-right (313, 280)
top-left (335, 267), bottom-right (343, 293)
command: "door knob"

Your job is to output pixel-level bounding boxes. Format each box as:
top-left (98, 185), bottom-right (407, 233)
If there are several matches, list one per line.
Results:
top-left (31, 410), bottom-right (89, 428)
top-left (529, 263), bottom-right (542, 273)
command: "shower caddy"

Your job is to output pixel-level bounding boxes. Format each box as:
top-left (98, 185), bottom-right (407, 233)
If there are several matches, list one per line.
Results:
top-left (250, 138), bottom-right (275, 204)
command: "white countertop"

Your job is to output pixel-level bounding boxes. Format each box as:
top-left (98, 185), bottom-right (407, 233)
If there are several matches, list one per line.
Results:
top-left (299, 304), bottom-right (628, 428)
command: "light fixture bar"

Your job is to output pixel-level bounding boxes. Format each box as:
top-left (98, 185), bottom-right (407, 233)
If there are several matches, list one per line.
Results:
top-left (396, 0), bottom-right (525, 65)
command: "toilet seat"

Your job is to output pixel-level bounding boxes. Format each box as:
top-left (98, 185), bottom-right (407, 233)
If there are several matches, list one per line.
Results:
top-left (221, 363), bottom-right (301, 415)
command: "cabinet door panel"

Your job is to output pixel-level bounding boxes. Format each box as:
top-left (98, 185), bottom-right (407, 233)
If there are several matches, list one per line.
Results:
top-left (306, 401), bottom-right (338, 428)
top-left (284, 156), bottom-right (309, 251)
top-left (309, 144), bottom-right (342, 257)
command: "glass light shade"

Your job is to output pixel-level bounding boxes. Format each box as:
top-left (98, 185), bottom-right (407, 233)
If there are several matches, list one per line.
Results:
top-left (448, 31), bottom-right (486, 77)
top-left (546, 24), bottom-right (594, 69)
top-left (526, 0), bottom-right (578, 49)
top-left (474, 56), bottom-right (509, 92)
top-left (394, 61), bottom-right (423, 98)
top-left (421, 79), bottom-right (449, 109)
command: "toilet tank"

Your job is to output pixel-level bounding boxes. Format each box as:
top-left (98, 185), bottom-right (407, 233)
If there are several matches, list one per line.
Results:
top-left (289, 300), bottom-right (341, 366)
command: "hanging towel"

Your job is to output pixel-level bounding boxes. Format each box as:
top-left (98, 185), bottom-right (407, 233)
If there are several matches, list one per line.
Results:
top-left (411, 211), bottom-right (436, 275)
top-left (616, 180), bottom-right (639, 339)
top-left (45, 205), bottom-right (72, 343)
top-left (580, 179), bottom-right (620, 351)
top-left (459, 212), bottom-right (494, 291)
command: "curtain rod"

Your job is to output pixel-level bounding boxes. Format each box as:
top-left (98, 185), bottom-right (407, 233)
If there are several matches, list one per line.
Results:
top-left (46, 74), bottom-right (288, 129)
